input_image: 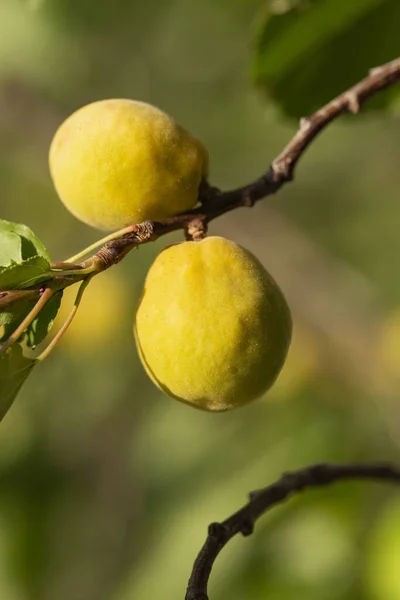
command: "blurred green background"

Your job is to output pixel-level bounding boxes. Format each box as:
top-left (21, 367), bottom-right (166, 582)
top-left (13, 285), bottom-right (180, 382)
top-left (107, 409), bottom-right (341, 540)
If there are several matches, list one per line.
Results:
top-left (1, 0), bottom-right (400, 599)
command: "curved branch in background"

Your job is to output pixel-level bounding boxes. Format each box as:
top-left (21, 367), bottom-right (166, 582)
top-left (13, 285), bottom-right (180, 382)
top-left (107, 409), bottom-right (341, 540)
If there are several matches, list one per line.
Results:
top-left (185, 462), bottom-right (400, 600)
top-left (89, 56), bottom-right (400, 271)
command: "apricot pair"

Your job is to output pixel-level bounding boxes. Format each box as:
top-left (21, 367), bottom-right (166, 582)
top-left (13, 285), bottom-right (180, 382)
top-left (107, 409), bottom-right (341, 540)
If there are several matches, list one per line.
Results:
top-left (49, 100), bottom-right (292, 410)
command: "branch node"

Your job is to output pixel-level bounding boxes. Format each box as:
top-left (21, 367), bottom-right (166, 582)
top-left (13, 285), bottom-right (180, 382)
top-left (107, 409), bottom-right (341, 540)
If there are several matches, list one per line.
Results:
top-left (271, 159), bottom-right (293, 183)
top-left (208, 522), bottom-right (227, 539)
top-left (95, 247), bottom-right (117, 269)
top-left (299, 116), bottom-right (312, 131)
top-left (345, 91), bottom-right (361, 114)
top-left (132, 220), bottom-right (155, 242)
top-left (242, 191), bottom-right (255, 207)
top-left (249, 489), bottom-right (262, 501)
top-left (240, 518), bottom-right (254, 537)
top-left (185, 218), bottom-right (208, 241)
top-left (369, 66), bottom-right (383, 77)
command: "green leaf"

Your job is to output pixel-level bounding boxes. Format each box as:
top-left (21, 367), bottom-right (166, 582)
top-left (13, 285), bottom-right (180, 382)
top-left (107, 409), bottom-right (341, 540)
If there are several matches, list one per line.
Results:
top-left (0, 231), bottom-right (22, 267)
top-left (0, 300), bottom-right (36, 339)
top-left (0, 219), bottom-right (50, 261)
top-left (0, 256), bottom-right (51, 290)
top-left (253, 0), bottom-right (400, 118)
top-left (26, 291), bottom-right (63, 349)
top-left (0, 344), bottom-right (36, 421)
top-left (0, 223), bottom-right (53, 341)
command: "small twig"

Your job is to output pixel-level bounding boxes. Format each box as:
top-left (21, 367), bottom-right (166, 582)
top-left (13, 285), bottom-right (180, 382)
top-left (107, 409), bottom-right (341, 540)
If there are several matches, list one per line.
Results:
top-left (0, 287), bottom-right (53, 356)
top-left (37, 276), bottom-right (93, 362)
top-left (0, 289), bottom-right (40, 309)
top-left (185, 462), bottom-right (400, 600)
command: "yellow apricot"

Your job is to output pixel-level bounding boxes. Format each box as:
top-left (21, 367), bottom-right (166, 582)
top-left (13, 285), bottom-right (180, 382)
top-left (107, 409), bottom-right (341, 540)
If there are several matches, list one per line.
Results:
top-left (49, 99), bottom-right (208, 231)
top-left (134, 236), bottom-right (292, 411)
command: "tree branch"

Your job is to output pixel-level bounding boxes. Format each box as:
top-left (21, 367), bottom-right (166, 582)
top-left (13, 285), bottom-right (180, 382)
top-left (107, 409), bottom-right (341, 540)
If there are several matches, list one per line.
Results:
top-left (3, 59), bottom-right (400, 358)
top-left (4, 57), bottom-right (400, 293)
top-left (185, 462), bottom-right (400, 600)
top-left (87, 56), bottom-right (400, 270)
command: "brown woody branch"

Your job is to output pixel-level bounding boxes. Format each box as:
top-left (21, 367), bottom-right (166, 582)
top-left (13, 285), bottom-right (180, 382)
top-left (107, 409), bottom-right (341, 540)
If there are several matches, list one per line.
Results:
top-left (2, 58), bottom-right (400, 301)
top-left (185, 462), bottom-right (400, 600)
top-left (3, 56), bottom-right (400, 296)
top-left (91, 56), bottom-right (400, 270)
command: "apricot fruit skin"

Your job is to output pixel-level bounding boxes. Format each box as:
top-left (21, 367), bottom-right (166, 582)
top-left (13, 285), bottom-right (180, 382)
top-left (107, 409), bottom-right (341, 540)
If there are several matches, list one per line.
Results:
top-left (49, 99), bottom-right (208, 231)
top-left (134, 236), bottom-right (292, 411)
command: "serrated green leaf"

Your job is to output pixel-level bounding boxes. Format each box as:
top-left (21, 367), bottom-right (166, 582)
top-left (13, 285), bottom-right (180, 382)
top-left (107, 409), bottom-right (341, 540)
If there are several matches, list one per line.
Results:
top-left (0, 231), bottom-right (22, 267)
top-left (0, 219), bottom-right (50, 261)
top-left (0, 344), bottom-right (36, 421)
top-left (253, 0), bottom-right (400, 118)
top-left (26, 291), bottom-right (63, 348)
top-left (0, 256), bottom-right (51, 290)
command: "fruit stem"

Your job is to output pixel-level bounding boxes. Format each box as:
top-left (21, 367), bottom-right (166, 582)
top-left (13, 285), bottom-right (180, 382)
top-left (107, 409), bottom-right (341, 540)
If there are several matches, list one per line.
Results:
top-left (36, 277), bottom-right (92, 362)
top-left (66, 225), bottom-right (136, 264)
top-left (0, 287), bottom-right (53, 356)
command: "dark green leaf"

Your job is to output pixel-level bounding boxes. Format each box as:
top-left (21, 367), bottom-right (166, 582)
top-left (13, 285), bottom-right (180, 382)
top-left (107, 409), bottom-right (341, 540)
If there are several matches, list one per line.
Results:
top-left (0, 256), bottom-right (51, 290)
top-left (253, 0), bottom-right (400, 118)
top-left (0, 300), bottom-right (36, 340)
top-left (26, 291), bottom-right (63, 349)
top-left (0, 344), bottom-right (36, 421)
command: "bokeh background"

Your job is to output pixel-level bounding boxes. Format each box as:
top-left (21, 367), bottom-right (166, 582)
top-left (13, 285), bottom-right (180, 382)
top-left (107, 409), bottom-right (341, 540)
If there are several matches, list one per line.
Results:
top-left (1, 1), bottom-right (400, 599)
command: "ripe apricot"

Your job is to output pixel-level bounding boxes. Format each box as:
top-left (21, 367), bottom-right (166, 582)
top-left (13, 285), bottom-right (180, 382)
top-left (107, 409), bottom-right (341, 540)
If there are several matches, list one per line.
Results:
top-left (49, 99), bottom-right (208, 230)
top-left (134, 236), bottom-right (292, 411)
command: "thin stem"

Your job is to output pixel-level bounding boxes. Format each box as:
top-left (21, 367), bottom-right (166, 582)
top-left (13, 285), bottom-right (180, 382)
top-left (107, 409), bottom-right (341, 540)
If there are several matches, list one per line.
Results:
top-left (66, 225), bottom-right (136, 264)
top-left (0, 287), bottom-right (53, 356)
top-left (37, 277), bottom-right (93, 362)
